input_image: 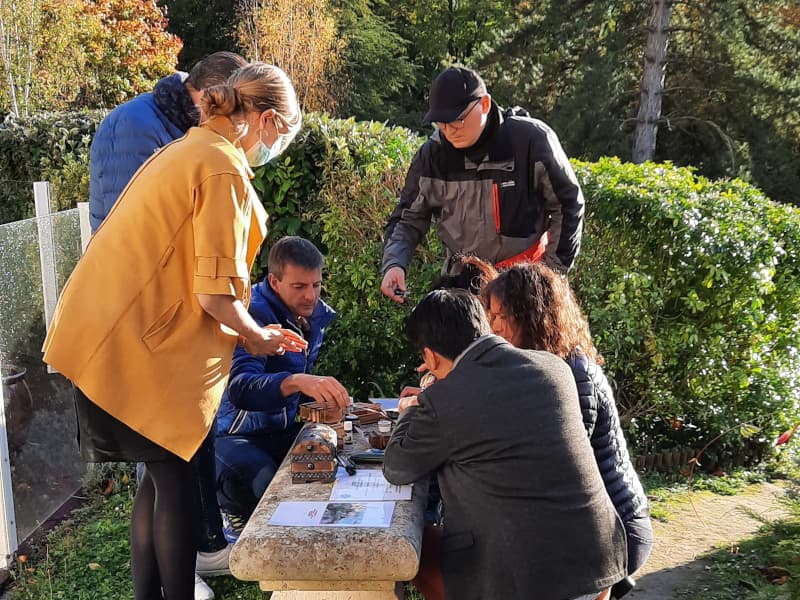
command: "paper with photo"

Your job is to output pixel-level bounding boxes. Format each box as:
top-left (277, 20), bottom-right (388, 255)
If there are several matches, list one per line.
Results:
top-left (268, 501), bottom-right (395, 527)
top-left (369, 397), bottom-right (400, 411)
top-left (331, 468), bottom-right (413, 501)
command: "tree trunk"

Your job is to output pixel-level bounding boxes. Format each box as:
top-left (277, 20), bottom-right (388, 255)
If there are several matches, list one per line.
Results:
top-left (632, 0), bottom-right (672, 163)
top-left (447, 0), bottom-right (456, 59)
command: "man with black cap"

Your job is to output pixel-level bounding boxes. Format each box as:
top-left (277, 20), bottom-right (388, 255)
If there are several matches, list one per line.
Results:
top-left (380, 66), bottom-right (585, 303)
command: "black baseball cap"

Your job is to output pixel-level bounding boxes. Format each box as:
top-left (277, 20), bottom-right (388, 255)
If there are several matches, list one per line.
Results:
top-left (423, 66), bottom-right (487, 125)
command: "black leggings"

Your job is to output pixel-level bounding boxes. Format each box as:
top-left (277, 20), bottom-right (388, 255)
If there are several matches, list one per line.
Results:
top-left (131, 460), bottom-right (199, 600)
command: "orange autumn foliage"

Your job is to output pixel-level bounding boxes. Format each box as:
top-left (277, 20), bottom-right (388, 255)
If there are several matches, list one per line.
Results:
top-left (237, 0), bottom-right (343, 112)
top-left (1, 0), bottom-right (181, 114)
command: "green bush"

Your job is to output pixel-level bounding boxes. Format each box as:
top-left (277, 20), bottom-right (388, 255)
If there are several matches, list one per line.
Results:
top-left (0, 111), bottom-right (104, 224)
top-left (572, 158), bottom-right (800, 461)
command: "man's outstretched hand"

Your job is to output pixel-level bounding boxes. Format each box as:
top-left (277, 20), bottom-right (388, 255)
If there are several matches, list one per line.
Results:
top-left (380, 266), bottom-right (407, 304)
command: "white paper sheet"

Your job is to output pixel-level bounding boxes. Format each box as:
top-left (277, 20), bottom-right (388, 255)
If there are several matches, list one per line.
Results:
top-left (268, 501), bottom-right (395, 527)
top-left (331, 469), bottom-right (413, 501)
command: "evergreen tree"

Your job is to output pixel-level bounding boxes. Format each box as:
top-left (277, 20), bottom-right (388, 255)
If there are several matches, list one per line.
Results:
top-left (158, 0), bottom-right (239, 69)
top-left (476, 0), bottom-right (800, 205)
top-left (374, 0), bottom-right (523, 128)
top-left (332, 0), bottom-right (415, 122)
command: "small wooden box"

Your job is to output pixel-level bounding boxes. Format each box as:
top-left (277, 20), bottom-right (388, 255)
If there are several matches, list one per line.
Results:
top-left (290, 423), bottom-right (338, 484)
top-left (351, 403), bottom-right (384, 425)
top-left (368, 432), bottom-right (391, 450)
top-left (299, 401), bottom-right (344, 424)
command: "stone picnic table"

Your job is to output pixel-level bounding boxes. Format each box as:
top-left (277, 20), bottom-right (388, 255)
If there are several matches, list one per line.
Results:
top-left (229, 421), bottom-right (429, 599)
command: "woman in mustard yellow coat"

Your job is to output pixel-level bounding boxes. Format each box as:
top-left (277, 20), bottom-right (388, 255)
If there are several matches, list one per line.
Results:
top-left (43, 63), bottom-right (303, 600)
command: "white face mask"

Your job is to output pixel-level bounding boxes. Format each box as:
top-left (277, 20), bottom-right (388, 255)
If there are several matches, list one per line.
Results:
top-left (245, 136), bottom-right (272, 168)
top-left (245, 118), bottom-right (287, 168)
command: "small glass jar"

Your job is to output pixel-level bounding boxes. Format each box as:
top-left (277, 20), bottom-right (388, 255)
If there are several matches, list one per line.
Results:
top-left (343, 419), bottom-right (353, 444)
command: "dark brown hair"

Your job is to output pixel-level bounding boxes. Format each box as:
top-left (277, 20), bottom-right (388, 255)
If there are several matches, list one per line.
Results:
top-left (268, 236), bottom-right (324, 279)
top-left (186, 51), bottom-right (247, 91)
top-left (482, 262), bottom-right (603, 365)
top-left (435, 254), bottom-right (498, 295)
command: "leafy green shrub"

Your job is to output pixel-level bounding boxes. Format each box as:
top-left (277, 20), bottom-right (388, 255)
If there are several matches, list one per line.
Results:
top-left (572, 158), bottom-right (800, 461)
top-left (0, 110), bottom-right (104, 224)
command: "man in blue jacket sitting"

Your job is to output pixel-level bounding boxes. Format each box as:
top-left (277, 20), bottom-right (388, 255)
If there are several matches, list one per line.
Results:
top-left (215, 236), bottom-right (351, 541)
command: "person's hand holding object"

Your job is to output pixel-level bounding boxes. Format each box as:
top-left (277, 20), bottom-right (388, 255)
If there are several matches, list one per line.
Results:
top-left (281, 374), bottom-right (351, 409)
top-left (398, 395), bottom-right (419, 413)
top-left (243, 324), bottom-right (307, 356)
top-left (380, 266), bottom-right (407, 304)
top-left (400, 386), bottom-right (421, 398)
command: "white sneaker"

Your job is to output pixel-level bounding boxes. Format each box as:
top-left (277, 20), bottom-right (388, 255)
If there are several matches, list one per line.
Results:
top-left (194, 573), bottom-right (215, 600)
top-left (196, 543), bottom-right (232, 576)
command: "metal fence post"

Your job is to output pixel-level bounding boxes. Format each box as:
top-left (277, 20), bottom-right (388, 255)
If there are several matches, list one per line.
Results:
top-left (77, 202), bottom-right (91, 253)
top-left (35, 182), bottom-right (58, 335)
top-left (0, 346), bottom-right (19, 570)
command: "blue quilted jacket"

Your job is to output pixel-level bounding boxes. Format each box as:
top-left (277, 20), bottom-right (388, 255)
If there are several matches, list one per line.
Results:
top-left (88, 73), bottom-right (191, 232)
top-left (567, 350), bottom-right (649, 522)
top-left (216, 281), bottom-right (336, 437)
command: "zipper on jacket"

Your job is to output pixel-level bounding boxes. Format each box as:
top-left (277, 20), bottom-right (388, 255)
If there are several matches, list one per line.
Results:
top-left (292, 319), bottom-right (310, 429)
top-left (492, 182), bottom-right (501, 234)
top-left (228, 317), bottom-right (311, 436)
top-left (229, 409), bottom-right (248, 435)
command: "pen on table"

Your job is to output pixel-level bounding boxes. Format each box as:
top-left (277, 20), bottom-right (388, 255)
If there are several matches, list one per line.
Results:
top-left (338, 454), bottom-right (357, 476)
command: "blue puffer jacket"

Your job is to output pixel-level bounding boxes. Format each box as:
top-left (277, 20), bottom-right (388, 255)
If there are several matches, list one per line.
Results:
top-left (88, 73), bottom-right (192, 232)
top-left (216, 281), bottom-right (336, 437)
top-left (568, 350), bottom-right (649, 522)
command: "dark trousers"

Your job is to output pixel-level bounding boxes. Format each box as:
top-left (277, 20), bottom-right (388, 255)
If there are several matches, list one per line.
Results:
top-left (215, 422), bottom-right (303, 518)
top-left (194, 432), bottom-right (228, 552)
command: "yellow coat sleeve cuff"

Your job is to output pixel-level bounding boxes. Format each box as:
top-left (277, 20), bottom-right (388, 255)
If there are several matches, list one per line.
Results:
top-left (193, 256), bottom-right (249, 297)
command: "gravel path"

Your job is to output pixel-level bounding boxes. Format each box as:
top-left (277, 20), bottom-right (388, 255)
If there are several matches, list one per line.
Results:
top-left (629, 482), bottom-right (790, 599)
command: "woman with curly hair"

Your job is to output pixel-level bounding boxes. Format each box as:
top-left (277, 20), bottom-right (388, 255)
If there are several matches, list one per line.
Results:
top-left (483, 263), bottom-right (653, 597)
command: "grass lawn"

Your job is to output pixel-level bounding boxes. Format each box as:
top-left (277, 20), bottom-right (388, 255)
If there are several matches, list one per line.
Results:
top-left (641, 460), bottom-right (800, 600)
top-left (7, 466), bottom-right (266, 600)
top-left (681, 473), bottom-right (800, 600)
top-left (641, 468), bottom-right (771, 522)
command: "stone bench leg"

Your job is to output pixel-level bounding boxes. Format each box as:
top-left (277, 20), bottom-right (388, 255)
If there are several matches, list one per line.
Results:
top-left (260, 581), bottom-right (403, 600)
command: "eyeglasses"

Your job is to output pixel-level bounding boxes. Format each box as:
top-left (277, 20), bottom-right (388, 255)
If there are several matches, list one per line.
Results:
top-left (435, 98), bottom-right (482, 131)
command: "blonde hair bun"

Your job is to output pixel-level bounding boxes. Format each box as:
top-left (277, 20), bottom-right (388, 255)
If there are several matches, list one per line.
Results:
top-left (200, 85), bottom-right (241, 118)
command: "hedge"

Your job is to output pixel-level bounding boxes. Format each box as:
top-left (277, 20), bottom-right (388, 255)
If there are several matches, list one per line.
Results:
top-left (573, 158), bottom-right (800, 464)
top-left (1, 112), bottom-right (799, 464)
top-left (0, 111), bottom-right (105, 224)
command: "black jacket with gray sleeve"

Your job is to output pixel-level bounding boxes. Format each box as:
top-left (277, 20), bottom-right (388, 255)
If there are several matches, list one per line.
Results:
top-left (382, 103), bottom-right (584, 274)
top-left (568, 350), bottom-right (650, 523)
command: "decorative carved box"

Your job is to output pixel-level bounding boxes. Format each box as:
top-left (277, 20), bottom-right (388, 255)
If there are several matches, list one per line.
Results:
top-left (290, 423), bottom-right (338, 484)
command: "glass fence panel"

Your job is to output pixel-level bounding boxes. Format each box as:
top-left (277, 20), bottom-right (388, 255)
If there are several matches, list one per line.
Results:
top-left (0, 209), bottom-right (83, 542)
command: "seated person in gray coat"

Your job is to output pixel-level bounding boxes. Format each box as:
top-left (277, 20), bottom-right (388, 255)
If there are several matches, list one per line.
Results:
top-left (215, 237), bottom-right (350, 540)
top-left (383, 289), bottom-right (627, 600)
